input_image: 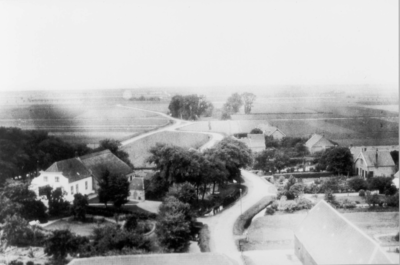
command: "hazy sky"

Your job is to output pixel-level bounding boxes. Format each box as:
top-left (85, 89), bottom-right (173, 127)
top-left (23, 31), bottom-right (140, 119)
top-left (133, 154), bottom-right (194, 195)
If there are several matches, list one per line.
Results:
top-left (0, 0), bottom-right (398, 91)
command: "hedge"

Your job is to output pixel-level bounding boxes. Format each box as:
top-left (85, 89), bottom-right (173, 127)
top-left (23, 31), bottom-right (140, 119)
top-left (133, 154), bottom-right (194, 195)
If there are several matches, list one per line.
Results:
top-left (86, 205), bottom-right (156, 219)
top-left (198, 224), bottom-right (211, 252)
top-left (233, 195), bottom-right (275, 235)
top-left (273, 172), bottom-right (333, 180)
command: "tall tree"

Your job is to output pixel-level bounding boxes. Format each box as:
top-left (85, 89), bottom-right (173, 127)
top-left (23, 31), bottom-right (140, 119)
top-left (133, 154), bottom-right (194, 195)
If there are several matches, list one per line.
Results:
top-left (241, 92), bottom-right (257, 114)
top-left (317, 147), bottom-right (353, 175)
top-left (156, 196), bottom-right (194, 252)
top-left (72, 193), bottom-right (89, 221)
top-left (98, 169), bottom-right (130, 209)
top-left (168, 94), bottom-right (213, 120)
top-left (226, 93), bottom-right (243, 113)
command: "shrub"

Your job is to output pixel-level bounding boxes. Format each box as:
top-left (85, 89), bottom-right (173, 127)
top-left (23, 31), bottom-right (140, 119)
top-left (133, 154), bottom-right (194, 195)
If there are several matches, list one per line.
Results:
top-left (340, 199), bottom-right (356, 209)
top-left (265, 207), bottom-right (275, 215)
top-left (198, 224), bottom-right (210, 252)
top-left (284, 201), bottom-right (298, 213)
top-left (288, 183), bottom-right (305, 198)
top-left (296, 197), bottom-right (314, 210)
top-left (324, 189), bottom-right (339, 207)
top-left (44, 229), bottom-right (89, 260)
top-left (386, 192), bottom-right (399, 207)
top-left (250, 128), bottom-right (263, 134)
top-left (271, 201), bottom-right (279, 211)
top-left (367, 177), bottom-right (396, 194)
top-left (365, 194), bottom-right (381, 207)
top-left (278, 175), bottom-right (286, 184)
top-left (348, 177), bottom-right (368, 192)
top-left (359, 189), bottom-right (365, 197)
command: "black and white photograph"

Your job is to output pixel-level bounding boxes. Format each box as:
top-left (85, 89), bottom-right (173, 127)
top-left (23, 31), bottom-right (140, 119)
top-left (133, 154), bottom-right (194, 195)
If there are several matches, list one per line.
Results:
top-left (0, 0), bottom-right (398, 264)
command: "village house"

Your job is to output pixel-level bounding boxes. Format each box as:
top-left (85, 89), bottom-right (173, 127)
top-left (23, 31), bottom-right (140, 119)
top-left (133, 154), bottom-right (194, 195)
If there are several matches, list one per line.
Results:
top-left (257, 124), bottom-right (286, 140)
top-left (305, 134), bottom-right (336, 154)
top-left (80, 149), bottom-right (134, 191)
top-left (30, 157), bottom-right (94, 202)
top-left (238, 133), bottom-right (266, 152)
top-left (129, 177), bottom-right (145, 201)
top-left (354, 148), bottom-right (396, 178)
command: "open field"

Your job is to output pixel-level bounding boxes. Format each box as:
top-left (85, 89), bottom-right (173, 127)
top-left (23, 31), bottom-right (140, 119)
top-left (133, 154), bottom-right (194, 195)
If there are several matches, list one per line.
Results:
top-left (123, 101), bottom-right (170, 113)
top-left (242, 211), bottom-right (399, 251)
top-left (359, 104), bottom-right (399, 113)
top-left (122, 131), bottom-right (210, 167)
top-left (0, 104), bottom-right (170, 145)
top-left (44, 219), bottom-right (112, 237)
top-left (179, 120), bottom-right (269, 135)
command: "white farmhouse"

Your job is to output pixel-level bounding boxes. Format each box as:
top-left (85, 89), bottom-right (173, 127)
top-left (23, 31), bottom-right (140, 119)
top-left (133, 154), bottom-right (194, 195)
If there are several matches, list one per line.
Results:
top-left (354, 149), bottom-right (396, 178)
top-left (305, 133), bottom-right (335, 154)
top-left (30, 157), bottom-right (94, 202)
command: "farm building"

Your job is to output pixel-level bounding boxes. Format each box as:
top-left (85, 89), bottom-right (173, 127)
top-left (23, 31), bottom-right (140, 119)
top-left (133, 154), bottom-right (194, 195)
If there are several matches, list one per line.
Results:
top-left (256, 124), bottom-right (286, 139)
top-left (129, 177), bottom-right (145, 201)
top-left (354, 149), bottom-right (396, 178)
top-left (68, 253), bottom-right (236, 265)
top-left (305, 134), bottom-right (335, 154)
top-left (237, 133), bottom-right (265, 152)
top-left (30, 157), bottom-right (94, 202)
top-left (80, 149), bottom-right (134, 191)
top-left (350, 145), bottom-right (399, 161)
top-left (294, 200), bottom-right (393, 265)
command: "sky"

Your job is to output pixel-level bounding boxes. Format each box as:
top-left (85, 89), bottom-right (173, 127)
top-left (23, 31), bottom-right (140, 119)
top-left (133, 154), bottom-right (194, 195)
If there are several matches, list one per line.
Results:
top-left (0, 0), bottom-right (398, 92)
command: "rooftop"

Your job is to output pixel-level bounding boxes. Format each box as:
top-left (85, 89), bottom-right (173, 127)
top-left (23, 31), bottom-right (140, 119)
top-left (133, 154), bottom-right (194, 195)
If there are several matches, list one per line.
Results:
top-left (45, 157), bottom-right (91, 183)
top-left (358, 150), bottom-right (396, 167)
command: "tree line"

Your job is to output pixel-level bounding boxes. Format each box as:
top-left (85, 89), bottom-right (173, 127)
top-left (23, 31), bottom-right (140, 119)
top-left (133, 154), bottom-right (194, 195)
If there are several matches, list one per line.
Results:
top-left (168, 94), bottom-right (214, 120)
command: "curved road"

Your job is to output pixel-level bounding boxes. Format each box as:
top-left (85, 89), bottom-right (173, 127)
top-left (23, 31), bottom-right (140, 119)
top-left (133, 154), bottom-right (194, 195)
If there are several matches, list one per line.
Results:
top-left (117, 104), bottom-right (277, 265)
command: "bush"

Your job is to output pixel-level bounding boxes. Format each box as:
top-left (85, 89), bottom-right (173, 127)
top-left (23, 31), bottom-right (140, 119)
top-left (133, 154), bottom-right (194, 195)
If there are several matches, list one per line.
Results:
top-left (26, 261), bottom-right (34, 265)
top-left (288, 183), bottom-right (305, 198)
top-left (348, 177), bottom-right (368, 192)
top-left (365, 194), bottom-right (381, 207)
top-left (324, 189), bottom-right (339, 207)
top-left (265, 207), bottom-right (275, 215)
top-left (340, 199), bottom-right (356, 209)
top-left (198, 224), bottom-right (210, 252)
top-left (284, 201), bottom-right (298, 213)
top-left (271, 201), bottom-right (279, 211)
top-left (250, 128), bottom-right (263, 134)
top-left (359, 189), bottom-right (366, 197)
top-left (367, 177), bottom-right (396, 194)
top-left (296, 197), bottom-right (314, 210)
top-left (44, 229), bottom-right (89, 260)
top-left (386, 192), bottom-right (399, 207)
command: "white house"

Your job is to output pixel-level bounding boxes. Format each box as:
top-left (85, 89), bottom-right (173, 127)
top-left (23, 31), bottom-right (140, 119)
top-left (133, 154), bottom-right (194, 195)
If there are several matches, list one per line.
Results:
top-left (305, 134), bottom-right (335, 154)
top-left (257, 124), bottom-right (286, 140)
top-left (129, 177), bottom-right (145, 201)
top-left (354, 149), bottom-right (396, 178)
top-left (30, 157), bottom-right (94, 202)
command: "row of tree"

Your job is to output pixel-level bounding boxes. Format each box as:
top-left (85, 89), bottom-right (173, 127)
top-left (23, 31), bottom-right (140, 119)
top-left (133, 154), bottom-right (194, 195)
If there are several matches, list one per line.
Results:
top-left (222, 92), bottom-right (257, 119)
top-left (168, 94), bottom-right (214, 120)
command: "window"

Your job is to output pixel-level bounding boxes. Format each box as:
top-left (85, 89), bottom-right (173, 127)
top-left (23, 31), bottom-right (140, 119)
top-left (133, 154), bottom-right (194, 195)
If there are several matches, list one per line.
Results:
top-left (44, 176), bottom-right (48, 182)
top-left (76, 184), bottom-right (79, 193)
top-left (85, 181), bottom-right (88, 190)
top-left (71, 186), bottom-right (74, 194)
top-left (55, 177), bottom-right (59, 183)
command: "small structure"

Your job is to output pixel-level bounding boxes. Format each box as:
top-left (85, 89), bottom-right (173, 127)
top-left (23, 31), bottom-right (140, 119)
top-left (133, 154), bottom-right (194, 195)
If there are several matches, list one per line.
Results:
top-left (30, 158), bottom-right (94, 202)
top-left (129, 177), bottom-right (145, 201)
top-left (80, 149), bottom-right (134, 191)
top-left (305, 134), bottom-right (335, 154)
top-left (257, 124), bottom-right (286, 140)
top-left (239, 133), bottom-right (266, 152)
top-left (294, 200), bottom-right (393, 265)
top-left (354, 149), bottom-right (396, 178)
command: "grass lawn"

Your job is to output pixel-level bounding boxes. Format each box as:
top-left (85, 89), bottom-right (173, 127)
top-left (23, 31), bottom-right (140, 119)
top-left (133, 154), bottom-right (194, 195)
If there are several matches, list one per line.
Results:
top-left (242, 210), bottom-right (399, 251)
top-left (44, 219), bottom-right (111, 237)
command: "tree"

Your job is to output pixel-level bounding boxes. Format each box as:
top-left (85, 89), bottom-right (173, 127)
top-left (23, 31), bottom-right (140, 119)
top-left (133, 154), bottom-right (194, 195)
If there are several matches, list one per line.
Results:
top-left (98, 139), bottom-right (133, 168)
top-left (241, 92), bottom-right (256, 114)
top-left (2, 214), bottom-right (29, 246)
top-left (226, 93), bottom-right (243, 114)
top-left (250, 128), bottom-right (263, 134)
top-left (367, 177), bottom-right (397, 195)
top-left (288, 183), bottom-right (305, 198)
top-left (72, 193), bottom-right (88, 221)
top-left (42, 186), bottom-right (70, 217)
top-left (347, 177), bottom-right (368, 191)
top-left (317, 147), bottom-right (353, 175)
top-left (156, 196), bottom-right (194, 252)
top-left (168, 95), bottom-right (213, 120)
top-left (167, 182), bottom-right (197, 204)
top-left (253, 149), bottom-right (275, 173)
top-left (44, 229), bottom-right (88, 261)
top-left (273, 152), bottom-right (290, 173)
top-left (98, 169), bottom-right (130, 208)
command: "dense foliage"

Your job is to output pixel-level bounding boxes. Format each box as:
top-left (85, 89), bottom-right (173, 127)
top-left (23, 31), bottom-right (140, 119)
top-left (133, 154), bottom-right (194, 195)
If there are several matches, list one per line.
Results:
top-left (168, 94), bottom-right (213, 120)
top-left (98, 169), bottom-right (130, 208)
top-left (316, 147), bottom-right (353, 175)
top-left (96, 139), bottom-right (134, 168)
top-left (71, 193), bottom-right (89, 221)
top-left (0, 127), bottom-right (91, 185)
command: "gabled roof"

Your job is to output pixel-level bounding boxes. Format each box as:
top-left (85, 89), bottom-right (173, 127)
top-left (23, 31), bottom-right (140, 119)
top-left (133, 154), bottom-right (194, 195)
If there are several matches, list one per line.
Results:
top-left (81, 149), bottom-right (133, 183)
top-left (264, 126), bottom-right (286, 137)
top-left (130, 177), bottom-right (144, 190)
top-left (295, 200), bottom-right (393, 264)
top-left (356, 150), bottom-right (395, 167)
top-left (68, 253), bottom-right (236, 265)
top-left (305, 134), bottom-right (335, 148)
top-left (45, 158), bottom-right (91, 183)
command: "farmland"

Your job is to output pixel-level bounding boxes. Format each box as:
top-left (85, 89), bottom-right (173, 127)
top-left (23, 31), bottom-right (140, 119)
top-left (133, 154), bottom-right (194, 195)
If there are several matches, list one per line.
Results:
top-left (0, 103), bottom-right (170, 145)
top-left (179, 120), bottom-right (270, 135)
top-left (241, 211), bottom-right (399, 251)
top-left (122, 131), bottom-right (210, 167)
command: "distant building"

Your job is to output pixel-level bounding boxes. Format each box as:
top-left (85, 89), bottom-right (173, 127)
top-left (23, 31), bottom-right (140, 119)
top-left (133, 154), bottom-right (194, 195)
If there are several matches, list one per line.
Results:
top-left (354, 149), bottom-right (396, 178)
top-left (129, 177), bottom-right (145, 201)
top-left (30, 158), bottom-right (94, 202)
top-left (305, 134), bottom-right (335, 154)
top-left (80, 149), bottom-right (134, 191)
top-left (295, 200), bottom-right (393, 265)
top-left (257, 124), bottom-right (286, 140)
top-left (238, 133), bottom-right (266, 152)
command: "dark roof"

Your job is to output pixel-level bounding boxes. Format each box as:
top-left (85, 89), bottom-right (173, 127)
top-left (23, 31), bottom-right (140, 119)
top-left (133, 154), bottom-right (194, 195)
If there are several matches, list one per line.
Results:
top-left (295, 200), bottom-right (392, 264)
top-left (45, 158), bottom-right (91, 183)
top-left (130, 177), bottom-right (144, 190)
top-left (358, 150), bottom-right (395, 167)
top-left (80, 150), bottom-right (133, 183)
top-left (68, 253), bottom-right (236, 265)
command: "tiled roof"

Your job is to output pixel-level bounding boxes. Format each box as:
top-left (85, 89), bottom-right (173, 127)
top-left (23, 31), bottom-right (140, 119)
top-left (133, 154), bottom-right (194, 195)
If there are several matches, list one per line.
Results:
top-left (81, 149), bottom-right (133, 183)
top-left (130, 177), bottom-right (144, 190)
top-left (359, 150), bottom-right (395, 167)
top-left (68, 253), bottom-right (236, 265)
top-left (295, 200), bottom-right (393, 264)
top-left (45, 158), bottom-right (91, 183)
